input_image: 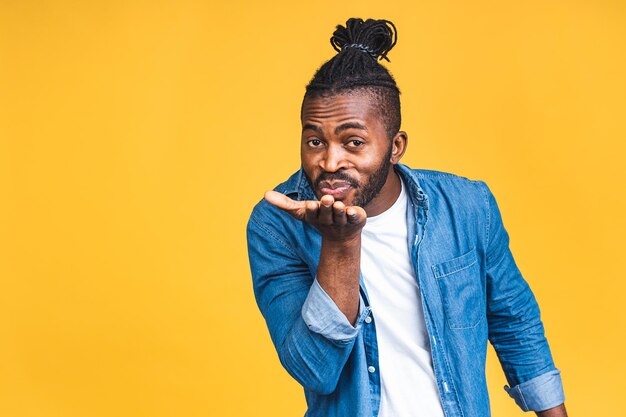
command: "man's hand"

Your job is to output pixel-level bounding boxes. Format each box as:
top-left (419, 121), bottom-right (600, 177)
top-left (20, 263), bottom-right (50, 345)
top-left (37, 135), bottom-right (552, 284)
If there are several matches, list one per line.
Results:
top-left (264, 190), bottom-right (366, 325)
top-left (536, 404), bottom-right (567, 417)
top-left (264, 190), bottom-right (367, 242)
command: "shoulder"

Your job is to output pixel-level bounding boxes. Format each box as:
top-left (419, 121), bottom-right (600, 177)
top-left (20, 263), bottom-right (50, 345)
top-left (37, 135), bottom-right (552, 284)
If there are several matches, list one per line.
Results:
top-left (411, 167), bottom-right (481, 184)
top-left (396, 164), bottom-right (493, 228)
top-left (398, 164), bottom-right (489, 198)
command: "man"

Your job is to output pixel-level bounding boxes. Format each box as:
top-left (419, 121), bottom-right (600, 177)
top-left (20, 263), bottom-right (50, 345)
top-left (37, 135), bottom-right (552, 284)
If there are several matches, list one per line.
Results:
top-left (246, 18), bottom-right (566, 417)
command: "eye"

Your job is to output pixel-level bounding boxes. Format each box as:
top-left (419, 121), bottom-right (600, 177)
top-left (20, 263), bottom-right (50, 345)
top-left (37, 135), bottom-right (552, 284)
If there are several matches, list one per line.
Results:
top-left (307, 139), bottom-right (323, 147)
top-left (347, 139), bottom-right (364, 147)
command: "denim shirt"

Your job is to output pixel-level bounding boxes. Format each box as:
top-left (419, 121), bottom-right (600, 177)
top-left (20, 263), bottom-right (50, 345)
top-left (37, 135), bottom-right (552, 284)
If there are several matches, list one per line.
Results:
top-left (246, 163), bottom-right (565, 417)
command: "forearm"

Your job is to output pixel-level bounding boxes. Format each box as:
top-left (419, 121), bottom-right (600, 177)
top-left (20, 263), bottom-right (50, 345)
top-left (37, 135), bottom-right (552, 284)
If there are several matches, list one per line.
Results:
top-left (481, 181), bottom-right (566, 413)
top-left (536, 403), bottom-right (567, 417)
top-left (248, 214), bottom-right (365, 395)
top-left (316, 234), bottom-right (362, 325)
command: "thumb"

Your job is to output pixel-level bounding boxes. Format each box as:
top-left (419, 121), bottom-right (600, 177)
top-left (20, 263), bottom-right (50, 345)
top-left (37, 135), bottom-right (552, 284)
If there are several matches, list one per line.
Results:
top-left (264, 190), bottom-right (304, 212)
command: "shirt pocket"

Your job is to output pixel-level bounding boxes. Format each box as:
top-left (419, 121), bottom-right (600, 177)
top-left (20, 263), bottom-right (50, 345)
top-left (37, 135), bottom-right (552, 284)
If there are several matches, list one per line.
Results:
top-left (432, 247), bottom-right (484, 329)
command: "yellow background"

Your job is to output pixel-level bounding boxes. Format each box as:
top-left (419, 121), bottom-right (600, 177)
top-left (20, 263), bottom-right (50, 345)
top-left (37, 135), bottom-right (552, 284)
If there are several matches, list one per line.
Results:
top-left (1, 1), bottom-right (624, 416)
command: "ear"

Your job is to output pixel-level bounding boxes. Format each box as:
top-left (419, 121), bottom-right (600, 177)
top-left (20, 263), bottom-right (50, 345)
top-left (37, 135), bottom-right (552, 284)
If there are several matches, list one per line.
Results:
top-left (390, 131), bottom-right (408, 164)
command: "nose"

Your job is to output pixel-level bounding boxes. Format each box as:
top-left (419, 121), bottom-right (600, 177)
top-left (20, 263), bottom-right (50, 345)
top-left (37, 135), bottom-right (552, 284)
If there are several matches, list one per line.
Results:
top-left (319, 144), bottom-right (348, 172)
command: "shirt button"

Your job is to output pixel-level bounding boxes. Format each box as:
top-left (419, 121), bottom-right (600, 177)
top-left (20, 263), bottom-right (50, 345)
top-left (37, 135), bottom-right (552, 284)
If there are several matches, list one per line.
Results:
top-left (365, 316), bottom-right (372, 324)
top-left (368, 366), bottom-right (376, 373)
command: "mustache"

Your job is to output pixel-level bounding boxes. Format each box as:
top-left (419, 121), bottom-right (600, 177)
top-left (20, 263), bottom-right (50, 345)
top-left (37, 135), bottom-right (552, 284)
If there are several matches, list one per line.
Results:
top-left (314, 171), bottom-right (359, 189)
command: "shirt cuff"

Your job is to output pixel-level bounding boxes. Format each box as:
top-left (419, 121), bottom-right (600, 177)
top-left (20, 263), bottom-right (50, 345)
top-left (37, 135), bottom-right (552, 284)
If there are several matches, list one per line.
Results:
top-left (504, 369), bottom-right (565, 412)
top-left (301, 277), bottom-right (371, 344)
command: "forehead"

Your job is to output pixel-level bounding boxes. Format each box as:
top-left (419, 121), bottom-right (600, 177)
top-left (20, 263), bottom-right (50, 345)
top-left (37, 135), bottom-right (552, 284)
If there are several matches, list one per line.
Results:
top-left (301, 91), bottom-right (380, 125)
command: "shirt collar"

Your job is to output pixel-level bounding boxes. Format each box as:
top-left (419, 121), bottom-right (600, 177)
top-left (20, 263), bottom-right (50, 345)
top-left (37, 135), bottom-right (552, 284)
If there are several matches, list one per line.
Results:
top-left (394, 163), bottom-right (429, 210)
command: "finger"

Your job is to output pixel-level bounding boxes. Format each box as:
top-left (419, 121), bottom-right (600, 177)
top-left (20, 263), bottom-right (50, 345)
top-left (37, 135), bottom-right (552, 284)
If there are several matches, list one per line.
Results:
top-left (346, 206), bottom-right (367, 225)
top-left (264, 191), bottom-right (305, 212)
top-left (333, 201), bottom-right (347, 225)
top-left (318, 195), bottom-right (334, 225)
top-left (304, 200), bottom-right (319, 224)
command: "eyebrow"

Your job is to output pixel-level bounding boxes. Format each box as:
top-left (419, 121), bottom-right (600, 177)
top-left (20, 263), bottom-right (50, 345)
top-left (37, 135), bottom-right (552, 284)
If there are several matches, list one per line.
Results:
top-left (335, 122), bottom-right (367, 134)
top-left (302, 123), bottom-right (321, 132)
top-left (302, 122), bottom-right (368, 134)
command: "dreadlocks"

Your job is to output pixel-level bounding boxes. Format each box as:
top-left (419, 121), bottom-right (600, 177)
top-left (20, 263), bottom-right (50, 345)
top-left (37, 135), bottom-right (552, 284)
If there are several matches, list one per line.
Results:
top-left (303, 18), bottom-right (401, 140)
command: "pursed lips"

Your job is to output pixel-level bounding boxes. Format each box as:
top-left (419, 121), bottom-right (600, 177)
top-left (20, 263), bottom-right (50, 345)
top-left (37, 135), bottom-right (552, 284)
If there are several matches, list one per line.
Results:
top-left (319, 180), bottom-right (354, 198)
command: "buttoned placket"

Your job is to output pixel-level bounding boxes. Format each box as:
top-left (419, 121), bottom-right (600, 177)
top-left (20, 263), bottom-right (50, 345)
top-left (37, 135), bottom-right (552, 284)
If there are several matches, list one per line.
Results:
top-left (400, 165), bottom-right (463, 417)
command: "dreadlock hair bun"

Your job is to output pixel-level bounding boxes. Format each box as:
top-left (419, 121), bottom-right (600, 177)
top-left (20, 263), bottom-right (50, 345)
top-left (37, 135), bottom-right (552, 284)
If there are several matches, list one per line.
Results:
top-left (330, 18), bottom-right (397, 62)
top-left (303, 18), bottom-right (402, 140)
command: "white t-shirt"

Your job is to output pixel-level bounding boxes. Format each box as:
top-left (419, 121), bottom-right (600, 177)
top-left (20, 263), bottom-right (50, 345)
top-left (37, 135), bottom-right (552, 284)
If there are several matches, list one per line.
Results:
top-left (360, 177), bottom-right (445, 417)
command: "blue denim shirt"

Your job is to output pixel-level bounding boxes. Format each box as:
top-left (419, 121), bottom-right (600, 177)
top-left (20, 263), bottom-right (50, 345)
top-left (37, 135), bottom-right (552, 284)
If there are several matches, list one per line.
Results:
top-left (246, 163), bottom-right (565, 417)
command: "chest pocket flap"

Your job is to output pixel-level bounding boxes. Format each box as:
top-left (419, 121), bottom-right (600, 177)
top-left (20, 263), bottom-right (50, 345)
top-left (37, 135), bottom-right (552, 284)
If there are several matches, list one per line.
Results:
top-left (432, 247), bottom-right (484, 329)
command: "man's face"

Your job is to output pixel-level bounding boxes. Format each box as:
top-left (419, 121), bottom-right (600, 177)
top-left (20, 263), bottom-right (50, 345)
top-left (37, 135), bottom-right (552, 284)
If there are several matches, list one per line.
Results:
top-left (300, 91), bottom-right (395, 209)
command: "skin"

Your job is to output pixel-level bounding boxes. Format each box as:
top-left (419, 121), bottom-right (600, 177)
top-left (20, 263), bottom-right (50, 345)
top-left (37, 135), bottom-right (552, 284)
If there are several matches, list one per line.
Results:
top-left (537, 404), bottom-right (568, 417)
top-left (264, 90), bottom-right (567, 417)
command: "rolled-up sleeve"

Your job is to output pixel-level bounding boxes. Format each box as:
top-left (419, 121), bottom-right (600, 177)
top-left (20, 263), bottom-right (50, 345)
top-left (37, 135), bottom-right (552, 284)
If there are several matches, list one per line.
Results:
top-left (504, 369), bottom-right (565, 412)
top-left (302, 277), bottom-right (371, 344)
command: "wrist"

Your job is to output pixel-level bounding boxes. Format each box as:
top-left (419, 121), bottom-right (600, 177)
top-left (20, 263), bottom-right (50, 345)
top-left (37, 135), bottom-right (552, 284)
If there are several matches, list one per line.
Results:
top-left (321, 232), bottom-right (362, 248)
top-left (536, 404), bottom-right (567, 417)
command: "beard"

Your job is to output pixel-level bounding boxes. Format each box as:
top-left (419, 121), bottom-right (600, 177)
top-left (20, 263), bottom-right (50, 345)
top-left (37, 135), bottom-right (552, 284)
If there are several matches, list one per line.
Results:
top-left (306, 143), bottom-right (393, 208)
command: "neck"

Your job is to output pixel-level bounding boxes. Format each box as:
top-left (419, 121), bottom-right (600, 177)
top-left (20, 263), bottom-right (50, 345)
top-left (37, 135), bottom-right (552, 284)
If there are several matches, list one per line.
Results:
top-left (364, 167), bottom-right (402, 217)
